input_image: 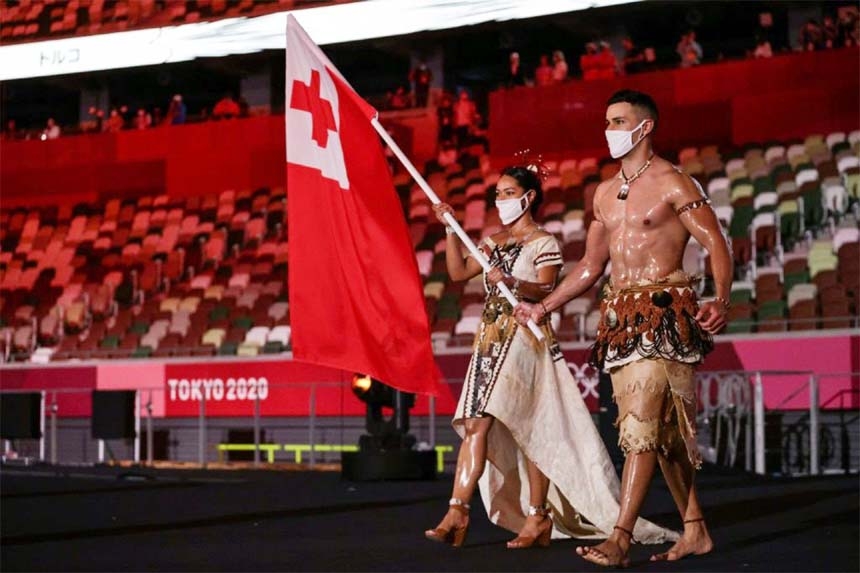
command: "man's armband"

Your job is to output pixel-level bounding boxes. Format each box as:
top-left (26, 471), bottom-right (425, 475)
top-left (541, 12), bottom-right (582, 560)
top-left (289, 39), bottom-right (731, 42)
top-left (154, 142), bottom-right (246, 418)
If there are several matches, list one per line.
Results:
top-left (675, 198), bottom-right (711, 215)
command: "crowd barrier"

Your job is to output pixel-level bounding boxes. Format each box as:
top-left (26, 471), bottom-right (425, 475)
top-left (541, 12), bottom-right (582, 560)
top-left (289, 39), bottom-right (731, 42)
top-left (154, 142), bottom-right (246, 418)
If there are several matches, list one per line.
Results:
top-left (2, 368), bottom-right (856, 477)
top-left (1, 333), bottom-right (857, 476)
top-left (1, 333), bottom-right (856, 418)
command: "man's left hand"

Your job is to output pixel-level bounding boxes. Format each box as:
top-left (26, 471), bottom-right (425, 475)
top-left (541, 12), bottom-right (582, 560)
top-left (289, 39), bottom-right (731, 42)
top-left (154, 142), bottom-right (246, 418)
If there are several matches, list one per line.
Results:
top-left (695, 301), bottom-right (728, 334)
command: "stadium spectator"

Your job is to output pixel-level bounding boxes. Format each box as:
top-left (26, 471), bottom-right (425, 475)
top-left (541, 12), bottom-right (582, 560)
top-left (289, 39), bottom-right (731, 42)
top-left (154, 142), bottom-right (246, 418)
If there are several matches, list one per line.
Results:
top-left (452, 89), bottom-right (477, 147)
top-left (752, 36), bottom-right (773, 59)
top-left (436, 91), bottom-right (454, 143)
top-left (2, 119), bottom-right (20, 141)
top-left (754, 11), bottom-right (784, 52)
top-left (436, 139), bottom-right (457, 167)
top-left (799, 19), bottom-right (824, 51)
top-left (133, 108), bottom-right (152, 129)
top-left (551, 49), bottom-right (569, 82)
top-left (504, 52), bottom-right (526, 88)
top-left (621, 37), bottom-right (646, 75)
top-left (677, 30), bottom-right (703, 67)
top-left (580, 42), bottom-right (600, 80)
top-left (822, 15), bottom-right (839, 49)
top-left (42, 118), bottom-right (60, 140)
top-left (387, 86), bottom-right (410, 110)
top-left (596, 41), bottom-right (618, 79)
top-left (533, 54), bottom-right (554, 87)
top-left (409, 61), bottom-right (433, 106)
top-left (212, 93), bottom-right (241, 119)
top-left (87, 106), bottom-right (105, 132)
top-left (838, 8), bottom-right (859, 47)
top-left (106, 108), bottom-right (125, 132)
top-left (165, 94), bottom-right (187, 125)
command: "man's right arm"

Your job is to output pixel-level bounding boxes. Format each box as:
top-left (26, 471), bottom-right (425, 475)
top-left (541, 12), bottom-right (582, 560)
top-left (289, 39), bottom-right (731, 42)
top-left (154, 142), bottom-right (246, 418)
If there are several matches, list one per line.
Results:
top-left (514, 185), bottom-right (611, 325)
top-left (539, 217), bottom-right (611, 315)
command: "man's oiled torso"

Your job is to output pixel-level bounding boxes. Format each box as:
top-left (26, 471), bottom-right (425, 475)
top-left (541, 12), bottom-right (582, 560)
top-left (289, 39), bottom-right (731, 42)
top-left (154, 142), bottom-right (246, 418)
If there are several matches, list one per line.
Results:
top-left (597, 165), bottom-right (691, 289)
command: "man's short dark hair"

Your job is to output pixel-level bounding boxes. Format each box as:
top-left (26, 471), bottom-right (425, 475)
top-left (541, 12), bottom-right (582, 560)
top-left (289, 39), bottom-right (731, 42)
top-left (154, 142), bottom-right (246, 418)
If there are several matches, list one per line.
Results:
top-left (607, 89), bottom-right (659, 129)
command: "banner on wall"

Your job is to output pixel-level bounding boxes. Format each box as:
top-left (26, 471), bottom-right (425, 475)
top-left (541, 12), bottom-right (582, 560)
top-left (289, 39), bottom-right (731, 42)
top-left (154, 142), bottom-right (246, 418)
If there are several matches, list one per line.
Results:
top-left (0, 334), bottom-right (855, 417)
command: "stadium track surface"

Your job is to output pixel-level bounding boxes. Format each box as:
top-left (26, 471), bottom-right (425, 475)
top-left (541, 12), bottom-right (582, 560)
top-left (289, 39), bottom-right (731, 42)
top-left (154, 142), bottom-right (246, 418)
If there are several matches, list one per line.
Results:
top-left (1, 462), bottom-right (857, 572)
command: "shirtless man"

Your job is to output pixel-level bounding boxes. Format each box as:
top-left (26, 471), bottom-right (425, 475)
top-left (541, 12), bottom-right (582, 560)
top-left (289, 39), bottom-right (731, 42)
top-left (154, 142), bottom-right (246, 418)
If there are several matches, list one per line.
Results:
top-left (515, 89), bottom-right (732, 566)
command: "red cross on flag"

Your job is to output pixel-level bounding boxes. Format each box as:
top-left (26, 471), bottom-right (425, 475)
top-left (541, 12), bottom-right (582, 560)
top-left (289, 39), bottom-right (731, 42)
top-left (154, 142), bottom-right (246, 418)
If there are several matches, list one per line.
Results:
top-left (285, 15), bottom-right (441, 396)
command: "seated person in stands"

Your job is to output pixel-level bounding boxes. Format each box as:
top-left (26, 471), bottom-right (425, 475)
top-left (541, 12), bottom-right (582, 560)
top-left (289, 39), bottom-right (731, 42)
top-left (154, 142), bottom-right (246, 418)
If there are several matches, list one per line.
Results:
top-left (106, 108), bottom-right (125, 132)
top-left (42, 118), bottom-right (60, 140)
top-left (596, 41), bottom-right (618, 79)
top-left (580, 42), bottom-right (600, 80)
top-left (622, 37), bottom-right (646, 75)
top-left (387, 86), bottom-right (410, 110)
top-left (212, 93), bottom-right (241, 119)
top-left (134, 108), bottom-right (153, 130)
top-left (551, 49), bottom-right (569, 82)
top-left (165, 95), bottom-right (187, 125)
top-left (504, 52), bottom-right (526, 88)
top-left (533, 54), bottom-right (554, 87)
top-left (677, 30), bottom-right (703, 67)
top-left (752, 36), bottom-right (773, 58)
top-left (2, 119), bottom-right (20, 141)
top-left (799, 19), bottom-right (824, 51)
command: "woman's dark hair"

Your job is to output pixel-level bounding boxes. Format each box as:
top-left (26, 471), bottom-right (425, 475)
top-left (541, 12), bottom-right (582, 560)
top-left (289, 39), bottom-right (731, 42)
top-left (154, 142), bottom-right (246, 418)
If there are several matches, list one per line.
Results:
top-left (500, 165), bottom-right (544, 215)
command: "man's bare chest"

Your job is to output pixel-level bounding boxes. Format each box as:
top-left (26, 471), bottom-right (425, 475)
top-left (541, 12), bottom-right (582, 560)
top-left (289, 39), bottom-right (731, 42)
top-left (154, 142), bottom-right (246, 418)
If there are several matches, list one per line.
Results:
top-left (599, 191), bottom-right (677, 234)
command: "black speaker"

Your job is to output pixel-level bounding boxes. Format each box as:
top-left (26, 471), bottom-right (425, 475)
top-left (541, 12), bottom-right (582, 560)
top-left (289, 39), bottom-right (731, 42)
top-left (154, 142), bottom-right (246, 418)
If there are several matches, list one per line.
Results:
top-left (0, 392), bottom-right (42, 439)
top-left (92, 390), bottom-right (136, 440)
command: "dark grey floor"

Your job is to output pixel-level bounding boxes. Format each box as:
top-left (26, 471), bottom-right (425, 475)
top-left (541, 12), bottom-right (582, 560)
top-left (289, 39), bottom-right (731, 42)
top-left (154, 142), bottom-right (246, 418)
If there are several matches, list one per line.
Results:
top-left (1, 462), bottom-right (857, 572)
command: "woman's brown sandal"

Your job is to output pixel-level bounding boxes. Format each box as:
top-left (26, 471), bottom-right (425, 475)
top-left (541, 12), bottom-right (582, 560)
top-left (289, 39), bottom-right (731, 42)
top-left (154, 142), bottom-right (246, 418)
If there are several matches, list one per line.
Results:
top-left (506, 504), bottom-right (552, 549)
top-left (424, 498), bottom-right (470, 547)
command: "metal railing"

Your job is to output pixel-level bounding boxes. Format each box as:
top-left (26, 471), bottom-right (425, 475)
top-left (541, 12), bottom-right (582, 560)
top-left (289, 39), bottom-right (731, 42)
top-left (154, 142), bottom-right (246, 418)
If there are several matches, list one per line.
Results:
top-left (2, 370), bottom-right (857, 476)
top-left (696, 369), bottom-right (860, 475)
top-left (0, 379), bottom-right (446, 469)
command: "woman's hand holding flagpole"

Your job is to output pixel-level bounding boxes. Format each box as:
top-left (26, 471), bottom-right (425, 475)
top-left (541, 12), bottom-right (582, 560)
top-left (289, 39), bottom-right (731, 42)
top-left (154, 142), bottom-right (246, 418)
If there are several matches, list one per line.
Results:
top-left (371, 117), bottom-right (545, 341)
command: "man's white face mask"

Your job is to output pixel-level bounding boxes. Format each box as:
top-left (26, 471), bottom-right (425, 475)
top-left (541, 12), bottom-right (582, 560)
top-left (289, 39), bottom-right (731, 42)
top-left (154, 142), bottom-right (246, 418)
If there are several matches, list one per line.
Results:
top-left (605, 119), bottom-right (648, 159)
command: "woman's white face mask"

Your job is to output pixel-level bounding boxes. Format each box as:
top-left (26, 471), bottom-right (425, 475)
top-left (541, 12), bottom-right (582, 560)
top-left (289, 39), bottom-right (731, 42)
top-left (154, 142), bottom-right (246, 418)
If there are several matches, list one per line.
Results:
top-left (496, 193), bottom-right (531, 225)
top-left (605, 119), bottom-right (648, 159)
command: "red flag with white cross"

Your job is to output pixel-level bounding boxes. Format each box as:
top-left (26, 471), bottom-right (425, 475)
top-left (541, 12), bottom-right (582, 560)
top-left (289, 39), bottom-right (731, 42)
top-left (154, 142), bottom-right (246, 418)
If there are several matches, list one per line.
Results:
top-left (285, 15), bottom-right (441, 396)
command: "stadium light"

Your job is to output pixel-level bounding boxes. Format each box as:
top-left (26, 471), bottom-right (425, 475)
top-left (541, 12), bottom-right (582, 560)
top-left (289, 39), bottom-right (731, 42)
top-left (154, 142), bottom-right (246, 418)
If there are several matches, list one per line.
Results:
top-left (343, 374), bottom-right (435, 481)
top-left (350, 373), bottom-right (415, 448)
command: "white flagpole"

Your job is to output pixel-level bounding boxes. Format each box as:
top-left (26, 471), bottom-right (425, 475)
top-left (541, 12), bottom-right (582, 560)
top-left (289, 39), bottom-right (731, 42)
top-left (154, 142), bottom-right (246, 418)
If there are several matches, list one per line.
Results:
top-left (371, 117), bottom-right (545, 341)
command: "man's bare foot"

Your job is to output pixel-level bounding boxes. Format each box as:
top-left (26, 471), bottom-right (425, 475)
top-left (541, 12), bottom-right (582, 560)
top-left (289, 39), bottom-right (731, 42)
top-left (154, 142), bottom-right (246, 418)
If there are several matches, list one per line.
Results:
top-left (576, 540), bottom-right (631, 568)
top-left (650, 519), bottom-right (713, 561)
top-left (576, 526), bottom-right (633, 568)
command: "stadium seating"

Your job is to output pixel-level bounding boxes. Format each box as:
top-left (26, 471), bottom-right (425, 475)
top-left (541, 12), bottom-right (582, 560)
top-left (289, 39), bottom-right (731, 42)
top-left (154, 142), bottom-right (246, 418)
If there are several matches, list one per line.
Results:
top-left (1, 128), bottom-right (858, 363)
top-left (1, 0), bottom-right (358, 43)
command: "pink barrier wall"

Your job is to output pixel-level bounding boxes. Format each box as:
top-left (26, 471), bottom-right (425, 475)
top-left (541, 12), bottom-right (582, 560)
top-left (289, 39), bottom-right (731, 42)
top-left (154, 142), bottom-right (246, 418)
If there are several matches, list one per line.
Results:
top-left (489, 48), bottom-right (860, 158)
top-left (1, 334), bottom-right (856, 417)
